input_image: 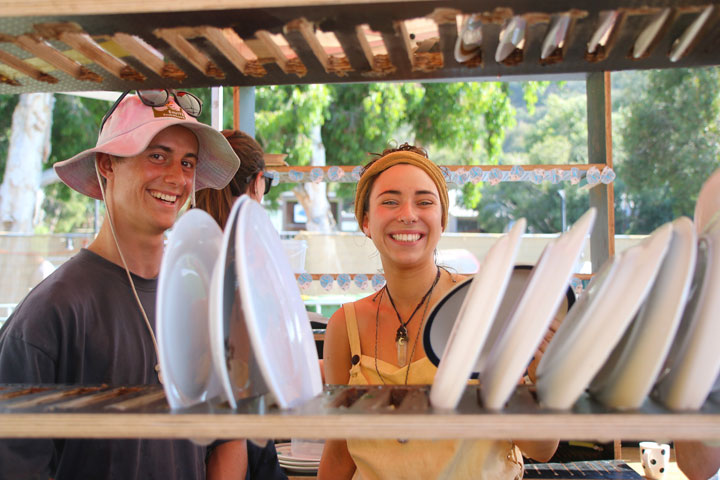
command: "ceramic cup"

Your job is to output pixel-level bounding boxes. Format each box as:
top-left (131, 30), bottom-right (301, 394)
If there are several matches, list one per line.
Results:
top-left (640, 441), bottom-right (670, 479)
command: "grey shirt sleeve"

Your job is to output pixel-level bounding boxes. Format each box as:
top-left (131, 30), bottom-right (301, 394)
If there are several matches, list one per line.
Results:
top-left (0, 330), bottom-right (57, 479)
top-left (0, 332), bottom-right (56, 384)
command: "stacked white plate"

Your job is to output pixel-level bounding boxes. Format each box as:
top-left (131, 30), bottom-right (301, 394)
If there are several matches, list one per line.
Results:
top-left (159, 195), bottom-right (322, 411)
top-left (694, 166), bottom-right (720, 234)
top-left (589, 217), bottom-right (696, 409)
top-left (276, 442), bottom-right (320, 473)
top-left (536, 222), bottom-right (673, 410)
top-left (481, 208), bottom-right (596, 410)
top-left (157, 209), bottom-right (224, 409)
top-left (430, 219), bottom-right (526, 409)
top-left (213, 196), bottom-right (323, 409)
top-left (654, 217), bottom-right (720, 410)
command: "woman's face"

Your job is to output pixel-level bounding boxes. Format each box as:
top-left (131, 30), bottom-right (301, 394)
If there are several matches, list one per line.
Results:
top-left (362, 163), bottom-right (443, 268)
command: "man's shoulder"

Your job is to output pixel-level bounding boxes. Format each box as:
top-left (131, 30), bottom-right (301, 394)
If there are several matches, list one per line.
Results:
top-left (4, 250), bottom-right (115, 326)
top-left (25, 252), bottom-right (96, 300)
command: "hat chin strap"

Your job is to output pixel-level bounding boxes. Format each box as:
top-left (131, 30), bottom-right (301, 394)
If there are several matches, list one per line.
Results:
top-left (94, 159), bottom-right (163, 384)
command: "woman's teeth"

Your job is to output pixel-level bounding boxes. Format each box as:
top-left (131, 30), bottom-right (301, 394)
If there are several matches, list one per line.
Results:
top-left (392, 233), bottom-right (421, 242)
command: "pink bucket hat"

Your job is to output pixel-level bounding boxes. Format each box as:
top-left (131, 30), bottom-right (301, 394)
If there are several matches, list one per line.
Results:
top-left (54, 94), bottom-right (240, 200)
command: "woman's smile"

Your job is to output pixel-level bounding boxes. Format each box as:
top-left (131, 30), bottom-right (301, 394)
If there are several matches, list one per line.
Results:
top-left (389, 232), bottom-right (423, 243)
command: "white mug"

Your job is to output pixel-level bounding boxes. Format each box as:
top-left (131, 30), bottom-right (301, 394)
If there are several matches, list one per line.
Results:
top-left (640, 441), bottom-right (670, 480)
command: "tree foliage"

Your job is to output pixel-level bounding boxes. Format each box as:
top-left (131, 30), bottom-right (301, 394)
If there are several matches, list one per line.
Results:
top-left (245, 81), bottom-right (531, 210)
top-left (12, 69), bottom-right (717, 237)
top-left (615, 67), bottom-right (720, 234)
top-left (471, 85), bottom-right (588, 233)
top-left (41, 94), bottom-right (108, 233)
top-left (0, 94), bottom-right (20, 185)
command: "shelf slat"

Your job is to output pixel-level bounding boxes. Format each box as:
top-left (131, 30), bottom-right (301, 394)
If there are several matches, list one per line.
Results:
top-left (2, 384), bottom-right (719, 441)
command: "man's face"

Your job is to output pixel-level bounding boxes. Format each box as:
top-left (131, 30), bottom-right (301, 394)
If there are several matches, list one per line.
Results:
top-left (104, 125), bottom-right (199, 236)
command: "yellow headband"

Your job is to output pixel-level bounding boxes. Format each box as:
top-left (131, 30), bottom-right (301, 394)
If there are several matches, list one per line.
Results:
top-left (355, 150), bottom-right (449, 230)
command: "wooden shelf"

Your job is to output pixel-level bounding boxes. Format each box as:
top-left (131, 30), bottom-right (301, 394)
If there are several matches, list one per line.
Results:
top-left (1, 384), bottom-right (719, 441)
top-left (1, 0), bottom-right (719, 93)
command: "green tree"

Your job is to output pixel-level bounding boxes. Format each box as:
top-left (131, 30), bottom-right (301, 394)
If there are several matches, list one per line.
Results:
top-left (41, 94), bottom-right (109, 233)
top-left (0, 94), bottom-right (20, 184)
top-left (472, 87), bottom-right (589, 233)
top-left (248, 81), bottom-right (531, 212)
top-left (615, 67), bottom-right (720, 234)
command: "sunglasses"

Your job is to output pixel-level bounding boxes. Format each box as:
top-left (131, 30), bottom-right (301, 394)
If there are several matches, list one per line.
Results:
top-left (100, 89), bottom-right (203, 132)
top-left (246, 171), bottom-right (274, 195)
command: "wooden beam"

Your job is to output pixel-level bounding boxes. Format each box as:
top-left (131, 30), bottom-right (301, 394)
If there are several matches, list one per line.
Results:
top-left (14, 34), bottom-right (102, 82)
top-left (111, 33), bottom-right (187, 81)
top-left (381, 24), bottom-right (412, 73)
top-left (154, 27), bottom-right (225, 79)
top-left (355, 25), bottom-right (395, 74)
top-left (59, 32), bottom-right (146, 81)
top-left (200, 27), bottom-right (267, 77)
top-left (285, 18), bottom-right (353, 76)
top-left (0, 48), bottom-right (58, 83)
top-left (283, 19), bottom-right (329, 73)
top-left (1, 385), bottom-right (720, 440)
top-left (586, 70), bottom-right (615, 272)
top-left (0, 0), bottom-right (432, 17)
top-left (255, 29), bottom-right (307, 77)
top-left (334, 29), bottom-right (372, 71)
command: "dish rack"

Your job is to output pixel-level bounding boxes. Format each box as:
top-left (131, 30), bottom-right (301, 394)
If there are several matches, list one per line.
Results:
top-left (1, 384), bottom-right (719, 441)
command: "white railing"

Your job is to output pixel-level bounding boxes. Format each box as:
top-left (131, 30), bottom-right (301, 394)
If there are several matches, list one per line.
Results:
top-left (0, 303), bottom-right (16, 327)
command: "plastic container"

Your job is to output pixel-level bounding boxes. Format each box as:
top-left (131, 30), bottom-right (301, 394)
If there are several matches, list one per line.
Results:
top-left (281, 239), bottom-right (308, 273)
top-left (291, 438), bottom-right (325, 460)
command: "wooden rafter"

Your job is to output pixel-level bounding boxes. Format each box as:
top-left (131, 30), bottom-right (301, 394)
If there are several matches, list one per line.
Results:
top-left (111, 33), bottom-right (187, 81)
top-left (0, 0), bottom-right (717, 92)
top-left (14, 34), bottom-right (102, 82)
top-left (0, 47), bottom-right (58, 84)
top-left (200, 26), bottom-right (267, 77)
top-left (255, 29), bottom-right (307, 77)
top-left (154, 27), bottom-right (225, 79)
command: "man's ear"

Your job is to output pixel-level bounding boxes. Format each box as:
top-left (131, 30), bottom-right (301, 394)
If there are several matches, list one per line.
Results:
top-left (95, 153), bottom-right (114, 180)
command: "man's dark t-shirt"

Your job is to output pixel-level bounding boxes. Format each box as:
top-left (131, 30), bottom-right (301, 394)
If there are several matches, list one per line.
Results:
top-left (0, 248), bottom-right (205, 480)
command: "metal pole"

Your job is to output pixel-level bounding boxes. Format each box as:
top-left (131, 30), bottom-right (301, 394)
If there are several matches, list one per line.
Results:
top-left (236, 87), bottom-right (256, 137)
top-left (558, 189), bottom-right (567, 232)
top-left (211, 86), bottom-right (223, 130)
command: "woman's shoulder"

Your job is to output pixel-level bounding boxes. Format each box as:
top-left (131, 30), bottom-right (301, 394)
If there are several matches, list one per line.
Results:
top-left (355, 290), bottom-right (386, 308)
top-left (327, 293), bottom-right (379, 336)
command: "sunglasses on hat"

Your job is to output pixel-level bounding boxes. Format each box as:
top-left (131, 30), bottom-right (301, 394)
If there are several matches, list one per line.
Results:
top-left (246, 171), bottom-right (274, 195)
top-left (100, 89), bottom-right (203, 132)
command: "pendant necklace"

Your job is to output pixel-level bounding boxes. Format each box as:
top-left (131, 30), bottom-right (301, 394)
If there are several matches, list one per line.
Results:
top-left (384, 267), bottom-right (441, 366)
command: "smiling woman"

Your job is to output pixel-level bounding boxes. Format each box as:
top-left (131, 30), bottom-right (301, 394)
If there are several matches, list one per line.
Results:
top-left (319, 143), bottom-right (558, 480)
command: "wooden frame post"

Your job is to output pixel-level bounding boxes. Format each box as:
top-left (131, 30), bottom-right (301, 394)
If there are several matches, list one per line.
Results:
top-left (586, 71), bottom-right (616, 271)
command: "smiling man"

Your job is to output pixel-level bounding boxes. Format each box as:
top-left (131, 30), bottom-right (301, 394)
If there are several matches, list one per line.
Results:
top-left (0, 91), bottom-right (240, 480)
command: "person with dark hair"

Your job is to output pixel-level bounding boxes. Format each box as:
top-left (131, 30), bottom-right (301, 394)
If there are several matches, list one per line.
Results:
top-left (319, 143), bottom-right (558, 480)
top-left (195, 129), bottom-right (287, 480)
top-left (195, 129), bottom-right (273, 228)
top-left (0, 90), bottom-right (242, 480)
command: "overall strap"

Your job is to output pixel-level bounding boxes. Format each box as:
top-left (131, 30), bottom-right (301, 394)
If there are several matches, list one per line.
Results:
top-left (343, 303), bottom-right (362, 359)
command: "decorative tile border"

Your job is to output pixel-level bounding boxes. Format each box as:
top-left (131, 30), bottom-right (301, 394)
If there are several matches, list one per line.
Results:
top-left (294, 273), bottom-right (589, 294)
top-left (268, 164), bottom-right (615, 186)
